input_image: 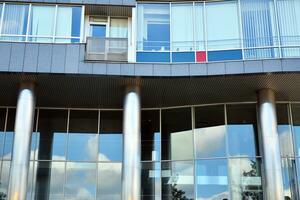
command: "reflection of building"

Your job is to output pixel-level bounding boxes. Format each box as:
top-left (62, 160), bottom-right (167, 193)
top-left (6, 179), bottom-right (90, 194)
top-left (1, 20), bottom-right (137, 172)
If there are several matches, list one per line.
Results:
top-left (1, 0), bottom-right (300, 200)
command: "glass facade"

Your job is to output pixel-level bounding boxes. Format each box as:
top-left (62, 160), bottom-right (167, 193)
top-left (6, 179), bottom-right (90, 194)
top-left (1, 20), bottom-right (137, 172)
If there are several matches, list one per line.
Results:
top-left (2, 103), bottom-right (300, 199)
top-left (0, 3), bottom-right (82, 43)
top-left (136, 0), bottom-right (300, 63)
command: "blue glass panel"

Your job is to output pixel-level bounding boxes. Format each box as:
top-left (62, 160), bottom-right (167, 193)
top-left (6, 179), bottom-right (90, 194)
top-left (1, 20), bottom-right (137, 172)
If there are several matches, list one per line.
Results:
top-left (137, 52), bottom-right (170, 62)
top-left (208, 49), bottom-right (242, 61)
top-left (71, 7), bottom-right (82, 37)
top-left (145, 23), bottom-right (170, 51)
top-left (91, 25), bottom-right (106, 37)
top-left (172, 52), bottom-right (195, 62)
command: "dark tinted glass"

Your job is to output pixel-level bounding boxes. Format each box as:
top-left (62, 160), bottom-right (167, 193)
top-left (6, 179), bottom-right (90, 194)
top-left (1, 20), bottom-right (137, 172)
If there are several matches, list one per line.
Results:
top-left (37, 109), bottom-right (68, 160)
top-left (68, 110), bottom-right (98, 161)
top-left (227, 104), bottom-right (258, 157)
top-left (99, 111), bottom-right (123, 161)
top-left (141, 110), bottom-right (160, 161)
top-left (141, 162), bottom-right (161, 200)
top-left (161, 108), bottom-right (192, 160)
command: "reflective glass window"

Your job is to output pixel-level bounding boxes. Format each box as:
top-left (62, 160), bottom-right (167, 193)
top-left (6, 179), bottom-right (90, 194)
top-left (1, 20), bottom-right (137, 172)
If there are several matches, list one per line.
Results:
top-left (171, 4), bottom-right (194, 51)
top-left (229, 158), bottom-right (263, 200)
top-left (195, 3), bottom-right (205, 51)
top-left (282, 158), bottom-right (297, 200)
top-left (56, 6), bottom-right (82, 40)
top-left (227, 104), bottom-right (258, 157)
top-left (28, 5), bottom-right (55, 42)
top-left (0, 161), bottom-right (10, 198)
top-left (2, 109), bottom-right (15, 160)
top-left (162, 161), bottom-right (194, 200)
top-left (161, 108), bottom-right (193, 160)
top-left (277, 0), bottom-right (300, 57)
top-left (196, 159), bottom-right (229, 200)
top-left (292, 104), bottom-right (300, 156)
top-left (65, 162), bottom-right (97, 199)
top-left (141, 110), bottom-right (160, 161)
top-left (37, 109), bottom-right (68, 161)
top-left (137, 4), bottom-right (170, 51)
top-left (141, 162), bottom-right (161, 200)
top-left (240, 0), bottom-right (279, 59)
top-left (110, 18), bottom-right (128, 38)
top-left (206, 1), bottom-right (241, 50)
top-left (277, 104), bottom-right (294, 157)
top-left (31, 161), bottom-right (65, 199)
top-left (99, 111), bottom-right (123, 162)
top-left (98, 163), bottom-right (122, 200)
top-left (0, 109), bottom-right (6, 159)
top-left (195, 105), bottom-right (226, 158)
top-left (1, 4), bottom-right (29, 41)
top-left (68, 110), bottom-right (98, 161)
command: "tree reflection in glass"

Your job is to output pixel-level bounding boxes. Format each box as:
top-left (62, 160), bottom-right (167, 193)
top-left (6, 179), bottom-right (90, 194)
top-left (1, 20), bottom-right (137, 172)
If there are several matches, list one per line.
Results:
top-left (228, 158), bottom-right (263, 200)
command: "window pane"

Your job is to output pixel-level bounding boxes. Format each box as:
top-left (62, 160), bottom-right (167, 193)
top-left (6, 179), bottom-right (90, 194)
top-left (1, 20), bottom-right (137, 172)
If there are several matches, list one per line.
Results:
top-left (195, 3), bottom-right (205, 51)
top-left (195, 105), bottom-right (226, 158)
top-left (2, 4), bottom-right (29, 41)
top-left (56, 6), bottom-right (82, 38)
top-left (141, 110), bottom-right (160, 161)
top-left (196, 159), bottom-right (229, 200)
top-left (110, 18), bottom-right (128, 38)
top-left (229, 158), bottom-right (263, 200)
top-left (141, 162), bottom-right (161, 200)
top-left (137, 4), bottom-right (170, 51)
top-left (241, 0), bottom-right (279, 59)
top-left (282, 158), bottom-right (297, 200)
top-left (206, 1), bottom-right (240, 50)
top-left (32, 161), bottom-right (65, 200)
top-left (292, 104), bottom-right (300, 156)
top-left (162, 161), bottom-right (194, 200)
top-left (98, 163), bottom-right (122, 200)
top-left (37, 109), bottom-right (68, 161)
top-left (2, 109), bottom-right (15, 160)
top-left (277, 0), bottom-right (300, 57)
top-left (68, 110), bottom-right (98, 161)
top-left (0, 109), bottom-right (6, 159)
top-left (29, 5), bottom-right (55, 39)
top-left (171, 4), bottom-right (193, 51)
top-left (161, 108), bottom-right (192, 160)
top-left (99, 111), bottom-right (123, 162)
top-left (227, 104), bottom-right (258, 157)
top-left (65, 162), bottom-right (97, 199)
top-left (277, 104), bottom-right (294, 157)
top-left (0, 161), bottom-right (11, 198)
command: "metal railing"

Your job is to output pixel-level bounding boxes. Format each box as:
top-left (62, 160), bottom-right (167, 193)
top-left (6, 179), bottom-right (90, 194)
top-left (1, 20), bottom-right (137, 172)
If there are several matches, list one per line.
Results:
top-left (85, 37), bottom-right (128, 62)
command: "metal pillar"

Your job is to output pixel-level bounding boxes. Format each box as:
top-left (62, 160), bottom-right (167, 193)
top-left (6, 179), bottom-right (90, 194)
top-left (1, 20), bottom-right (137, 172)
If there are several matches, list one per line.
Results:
top-left (257, 89), bottom-right (284, 200)
top-left (122, 86), bottom-right (141, 200)
top-left (8, 83), bottom-right (36, 200)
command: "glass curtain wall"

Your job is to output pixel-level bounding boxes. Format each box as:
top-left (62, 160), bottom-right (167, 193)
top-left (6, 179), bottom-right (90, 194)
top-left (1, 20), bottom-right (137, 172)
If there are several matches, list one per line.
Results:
top-left (0, 3), bottom-right (82, 43)
top-left (5, 104), bottom-right (300, 199)
top-left (276, 0), bottom-right (300, 57)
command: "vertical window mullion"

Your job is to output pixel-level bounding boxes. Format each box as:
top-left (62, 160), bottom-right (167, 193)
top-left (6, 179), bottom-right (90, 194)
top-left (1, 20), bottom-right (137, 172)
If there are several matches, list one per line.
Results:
top-left (238, 0), bottom-right (245, 60)
top-left (273, 0), bottom-right (282, 58)
top-left (53, 5), bottom-right (58, 43)
top-left (0, 3), bottom-right (6, 37)
top-left (25, 4), bottom-right (32, 42)
top-left (203, 2), bottom-right (208, 61)
top-left (80, 5), bottom-right (85, 43)
top-left (169, 2), bottom-right (172, 63)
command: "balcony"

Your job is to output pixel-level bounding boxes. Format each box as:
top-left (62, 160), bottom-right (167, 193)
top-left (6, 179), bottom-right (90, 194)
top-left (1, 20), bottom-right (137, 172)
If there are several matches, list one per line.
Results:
top-left (85, 37), bottom-right (128, 62)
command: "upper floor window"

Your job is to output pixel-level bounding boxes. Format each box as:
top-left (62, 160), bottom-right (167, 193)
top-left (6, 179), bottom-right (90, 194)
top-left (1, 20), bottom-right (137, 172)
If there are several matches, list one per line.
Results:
top-left (0, 3), bottom-right (82, 43)
top-left (137, 3), bottom-right (170, 51)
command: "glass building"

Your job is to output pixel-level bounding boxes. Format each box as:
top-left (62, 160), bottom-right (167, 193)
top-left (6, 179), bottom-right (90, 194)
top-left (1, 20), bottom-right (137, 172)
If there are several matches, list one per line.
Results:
top-left (0, 0), bottom-right (300, 200)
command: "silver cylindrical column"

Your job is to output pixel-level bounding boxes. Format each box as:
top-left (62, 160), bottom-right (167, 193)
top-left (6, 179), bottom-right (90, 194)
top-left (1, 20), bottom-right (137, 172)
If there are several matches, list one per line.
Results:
top-left (257, 89), bottom-right (284, 200)
top-left (122, 86), bottom-right (141, 200)
top-left (8, 83), bottom-right (36, 200)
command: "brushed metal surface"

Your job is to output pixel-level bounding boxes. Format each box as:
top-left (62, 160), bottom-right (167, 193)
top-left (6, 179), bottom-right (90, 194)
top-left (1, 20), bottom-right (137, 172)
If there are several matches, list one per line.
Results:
top-left (257, 89), bottom-right (284, 200)
top-left (122, 86), bottom-right (141, 200)
top-left (7, 83), bottom-right (36, 200)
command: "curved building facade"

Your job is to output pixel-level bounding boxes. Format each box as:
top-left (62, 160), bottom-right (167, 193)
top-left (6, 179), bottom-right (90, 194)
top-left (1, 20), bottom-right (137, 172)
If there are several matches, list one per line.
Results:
top-left (0, 0), bottom-right (300, 200)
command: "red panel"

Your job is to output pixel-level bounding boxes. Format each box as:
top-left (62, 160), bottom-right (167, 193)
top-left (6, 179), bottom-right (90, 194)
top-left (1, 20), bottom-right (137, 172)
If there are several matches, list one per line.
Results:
top-left (196, 51), bottom-right (207, 62)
